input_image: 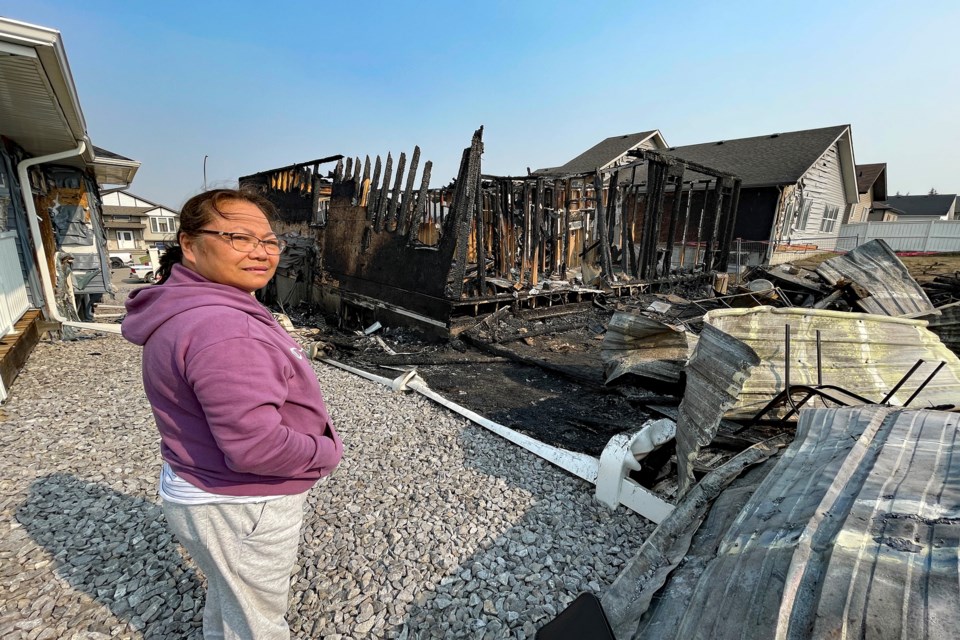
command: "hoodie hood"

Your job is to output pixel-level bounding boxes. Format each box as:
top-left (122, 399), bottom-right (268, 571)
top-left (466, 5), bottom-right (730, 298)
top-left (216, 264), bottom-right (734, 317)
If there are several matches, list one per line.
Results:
top-left (122, 264), bottom-right (276, 346)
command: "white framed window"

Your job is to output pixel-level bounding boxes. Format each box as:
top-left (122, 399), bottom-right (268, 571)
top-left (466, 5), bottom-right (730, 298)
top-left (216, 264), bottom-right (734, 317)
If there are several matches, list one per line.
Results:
top-left (820, 205), bottom-right (840, 233)
top-left (150, 216), bottom-right (176, 234)
top-left (796, 201), bottom-right (813, 231)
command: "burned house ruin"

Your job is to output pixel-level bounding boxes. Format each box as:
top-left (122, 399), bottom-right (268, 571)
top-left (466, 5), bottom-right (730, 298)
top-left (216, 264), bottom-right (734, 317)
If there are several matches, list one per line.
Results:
top-left (240, 128), bottom-right (741, 336)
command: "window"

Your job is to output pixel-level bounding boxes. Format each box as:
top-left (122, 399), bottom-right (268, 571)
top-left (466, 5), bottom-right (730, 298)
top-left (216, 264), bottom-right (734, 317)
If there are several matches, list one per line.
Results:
top-left (780, 201), bottom-right (795, 236)
top-left (150, 216), bottom-right (175, 234)
top-left (820, 205), bottom-right (840, 233)
top-left (796, 201), bottom-right (813, 231)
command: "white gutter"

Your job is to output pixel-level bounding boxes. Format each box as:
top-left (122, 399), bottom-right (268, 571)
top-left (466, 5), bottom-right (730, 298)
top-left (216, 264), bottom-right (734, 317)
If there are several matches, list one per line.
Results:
top-left (16, 139), bottom-right (122, 334)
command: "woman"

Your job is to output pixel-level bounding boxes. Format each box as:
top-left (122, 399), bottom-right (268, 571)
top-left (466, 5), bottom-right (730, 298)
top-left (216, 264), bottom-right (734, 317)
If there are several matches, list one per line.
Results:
top-left (122, 188), bottom-right (343, 639)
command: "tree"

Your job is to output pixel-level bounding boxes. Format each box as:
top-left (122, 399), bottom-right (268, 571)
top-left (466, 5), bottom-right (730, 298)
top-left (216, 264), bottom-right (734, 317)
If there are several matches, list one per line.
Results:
top-left (929, 187), bottom-right (938, 195)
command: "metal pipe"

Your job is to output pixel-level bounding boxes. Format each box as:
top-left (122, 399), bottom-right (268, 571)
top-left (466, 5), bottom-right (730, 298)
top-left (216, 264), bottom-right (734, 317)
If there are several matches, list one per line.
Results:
top-left (902, 361), bottom-right (946, 408)
top-left (815, 329), bottom-right (822, 387)
top-left (879, 359), bottom-right (925, 405)
top-left (15, 139), bottom-right (122, 334)
top-left (783, 324), bottom-right (799, 415)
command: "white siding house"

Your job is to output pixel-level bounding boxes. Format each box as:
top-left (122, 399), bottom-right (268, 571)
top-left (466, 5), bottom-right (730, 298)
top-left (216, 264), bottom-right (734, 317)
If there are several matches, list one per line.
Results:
top-left (666, 125), bottom-right (859, 265)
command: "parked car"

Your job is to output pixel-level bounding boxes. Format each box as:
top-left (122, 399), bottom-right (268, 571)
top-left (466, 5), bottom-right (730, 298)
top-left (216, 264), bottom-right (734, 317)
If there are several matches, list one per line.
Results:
top-left (129, 264), bottom-right (157, 283)
top-left (109, 252), bottom-right (134, 268)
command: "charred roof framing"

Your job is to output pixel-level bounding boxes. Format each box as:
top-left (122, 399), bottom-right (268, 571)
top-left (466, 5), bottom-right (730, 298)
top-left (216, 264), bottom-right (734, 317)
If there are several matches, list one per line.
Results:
top-left (240, 130), bottom-right (741, 336)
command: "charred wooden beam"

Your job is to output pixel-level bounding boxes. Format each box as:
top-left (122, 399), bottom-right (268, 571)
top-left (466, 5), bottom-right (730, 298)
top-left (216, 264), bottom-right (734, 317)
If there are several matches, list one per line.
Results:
top-left (677, 184), bottom-right (694, 269)
top-left (715, 179), bottom-right (741, 272)
top-left (594, 171), bottom-right (614, 280)
top-left (640, 160), bottom-right (669, 279)
top-left (561, 179), bottom-right (571, 275)
top-left (661, 163), bottom-right (686, 276)
top-left (492, 185), bottom-right (504, 278)
top-left (352, 156), bottom-right (362, 184)
top-left (368, 156), bottom-right (382, 220)
top-left (475, 178), bottom-right (486, 294)
top-left (407, 160), bottom-right (432, 242)
top-left (701, 178), bottom-right (724, 272)
top-left (398, 146), bottom-right (420, 235)
top-left (444, 127), bottom-right (484, 299)
top-left (374, 153), bottom-right (394, 232)
top-left (385, 152), bottom-right (406, 231)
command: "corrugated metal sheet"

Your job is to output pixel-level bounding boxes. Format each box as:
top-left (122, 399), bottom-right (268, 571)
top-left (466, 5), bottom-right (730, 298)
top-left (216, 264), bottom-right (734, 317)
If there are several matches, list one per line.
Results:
top-left (602, 436), bottom-right (786, 639)
top-left (674, 323), bottom-right (760, 495)
top-left (631, 405), bottom-right (960, 640)
top-left (704, 306), bottom-right (960, 420)
top-left (600, 312), bottom-right (697, 384)
top-left (923, 301), bottom-right (960, 356)
top-left (816, 238), bottom-right (935, 316)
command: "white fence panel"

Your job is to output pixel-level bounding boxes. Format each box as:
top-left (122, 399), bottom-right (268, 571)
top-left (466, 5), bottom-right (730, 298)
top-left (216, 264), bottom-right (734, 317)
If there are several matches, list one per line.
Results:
top-left (0, 231), bottom-right (30, 337)
top-left (838, 220), bottom-right (960, 253)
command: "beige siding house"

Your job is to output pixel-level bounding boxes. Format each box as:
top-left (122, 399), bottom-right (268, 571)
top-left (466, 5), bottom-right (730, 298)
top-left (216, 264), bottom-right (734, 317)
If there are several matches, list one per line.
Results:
top-left (846, 163), bottom-right (887, 224)
top-left (101, 190), bottom-right (179, 258)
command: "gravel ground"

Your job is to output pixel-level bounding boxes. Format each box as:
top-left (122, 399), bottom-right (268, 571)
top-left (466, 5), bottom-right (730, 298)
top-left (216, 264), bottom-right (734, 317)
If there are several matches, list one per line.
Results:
top-left (0, 330), bottom-right (654, 639)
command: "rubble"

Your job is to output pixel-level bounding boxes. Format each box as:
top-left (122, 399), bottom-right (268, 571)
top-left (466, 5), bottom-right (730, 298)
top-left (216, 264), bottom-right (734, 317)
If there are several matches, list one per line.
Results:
top-left (624, 406), bottom-right (960, 640)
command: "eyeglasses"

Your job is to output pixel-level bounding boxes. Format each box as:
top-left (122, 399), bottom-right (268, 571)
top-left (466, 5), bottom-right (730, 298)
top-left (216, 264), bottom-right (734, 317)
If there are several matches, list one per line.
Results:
top-left (195, 230), bottom-right (287, 255)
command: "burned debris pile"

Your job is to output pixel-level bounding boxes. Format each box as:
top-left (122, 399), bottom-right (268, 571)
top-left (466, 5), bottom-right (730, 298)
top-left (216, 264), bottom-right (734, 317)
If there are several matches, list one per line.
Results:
top-left (238, 129), bottom-right (960, 639)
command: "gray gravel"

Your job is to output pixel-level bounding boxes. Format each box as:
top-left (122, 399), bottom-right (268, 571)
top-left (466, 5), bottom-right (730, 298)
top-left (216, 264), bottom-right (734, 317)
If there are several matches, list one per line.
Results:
top-left (0, 330), bottom-right (653, 639)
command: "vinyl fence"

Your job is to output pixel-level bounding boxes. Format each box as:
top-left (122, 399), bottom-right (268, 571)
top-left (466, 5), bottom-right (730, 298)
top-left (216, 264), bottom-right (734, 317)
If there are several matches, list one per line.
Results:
top-left (0, 231), bottom-right (29, 338)
top-left (838, 219), bottom-right (960, 253)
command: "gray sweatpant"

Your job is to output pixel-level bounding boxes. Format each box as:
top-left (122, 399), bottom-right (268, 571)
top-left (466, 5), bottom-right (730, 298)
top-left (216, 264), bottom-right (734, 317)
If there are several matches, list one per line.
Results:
top-left (163, 493), bottom-right (308, 640)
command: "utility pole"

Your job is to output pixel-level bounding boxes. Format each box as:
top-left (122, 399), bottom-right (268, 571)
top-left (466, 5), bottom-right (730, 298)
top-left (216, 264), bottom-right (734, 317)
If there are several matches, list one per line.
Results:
top-left (203, 155), bottom-right (208, 190)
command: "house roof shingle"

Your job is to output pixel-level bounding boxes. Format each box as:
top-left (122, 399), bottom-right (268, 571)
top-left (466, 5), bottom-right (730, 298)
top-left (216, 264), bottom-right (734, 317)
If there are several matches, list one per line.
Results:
top-left (664, 125), bottom-right (850, 188)
top-left (879, 194), bottom-right (957, 217)
top-left (542, 130), bottom-right (661, 175)
top-left (855, 163), bottom-right (886, 194)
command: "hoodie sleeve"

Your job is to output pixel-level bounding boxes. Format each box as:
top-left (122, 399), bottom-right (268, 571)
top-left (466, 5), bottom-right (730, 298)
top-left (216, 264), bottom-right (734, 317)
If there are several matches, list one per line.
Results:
top-left (183, 336), bottom-right (342, 477)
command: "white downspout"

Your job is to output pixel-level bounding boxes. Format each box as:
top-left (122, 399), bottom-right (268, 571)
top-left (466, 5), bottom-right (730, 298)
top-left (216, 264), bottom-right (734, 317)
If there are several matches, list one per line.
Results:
top-left (16, 139), bottom-right (121, 334)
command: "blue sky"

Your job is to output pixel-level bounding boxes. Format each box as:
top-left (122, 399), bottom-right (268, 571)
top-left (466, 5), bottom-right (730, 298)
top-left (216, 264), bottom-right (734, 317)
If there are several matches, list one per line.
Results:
top-left (1, 0), bottom-right (957, 208)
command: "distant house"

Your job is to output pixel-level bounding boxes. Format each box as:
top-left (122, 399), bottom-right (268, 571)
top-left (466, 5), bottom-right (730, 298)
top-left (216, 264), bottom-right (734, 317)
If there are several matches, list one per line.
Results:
top-left (665, 125), bottom-right (859, 264)
top-left (534, 130), bottom-right (669, 175)
top-left (874, 194), bottom-right (957, 221)
top-left (100, 189), bottom-right (180, 258)
top-left (0, 17), bottom-right (139, 399)
top-left (846, 163), bottom-right (887, 224)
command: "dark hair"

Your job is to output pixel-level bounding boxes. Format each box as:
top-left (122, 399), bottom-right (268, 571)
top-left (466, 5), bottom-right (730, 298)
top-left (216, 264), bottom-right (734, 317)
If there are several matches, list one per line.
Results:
top-left (156, 187), bottom-right (279, 284)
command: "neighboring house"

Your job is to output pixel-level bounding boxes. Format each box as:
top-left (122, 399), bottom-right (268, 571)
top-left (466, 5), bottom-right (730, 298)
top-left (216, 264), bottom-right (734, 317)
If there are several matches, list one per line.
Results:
top-left (866, 202), bottom-right (905, 222)
top-left (534, 130), bottom-right (669, 174)
top-left (100, 189), bottom-right (179, 258)
top-left (0, 17), bottom-right (139, 400)
top-left (846, 162), bottom-right (887, 224)
top-left (874, 194), bottom-right (957, 221)
top-left (664, 125), bottom-right (859, 264)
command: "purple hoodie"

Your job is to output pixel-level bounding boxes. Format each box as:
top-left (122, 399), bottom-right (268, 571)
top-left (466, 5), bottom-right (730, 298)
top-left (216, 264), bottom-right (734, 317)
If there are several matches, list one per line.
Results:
top-left (122, 264), bottom-right (343, 496)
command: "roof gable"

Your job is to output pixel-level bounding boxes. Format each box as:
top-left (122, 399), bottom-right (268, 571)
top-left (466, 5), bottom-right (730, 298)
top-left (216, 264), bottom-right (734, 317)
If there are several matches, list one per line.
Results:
top-left (542, 130), bottom-right (667, 175)
top-left (855, 163), bottom-right (886, 195)
top-left (665, 125), bottom-right (851, 189)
